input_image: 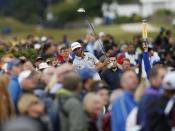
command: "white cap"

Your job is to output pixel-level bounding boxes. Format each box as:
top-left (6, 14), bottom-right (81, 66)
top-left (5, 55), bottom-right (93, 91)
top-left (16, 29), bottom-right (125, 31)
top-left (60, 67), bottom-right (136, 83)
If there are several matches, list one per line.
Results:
top-left (99, 32), bottom-right (105, 37)
top-left (2, 63), bottom-right (8, 72)
top-left (34, 43), bottom-right (41, 50)
top-left (39, 62), bottom-right (51, 70)
top-left (18, 70), bottom-right (32, 84)
top-left (162, 71), bottom-right (175, 90)
top-left (71, 42), bottom-right (82, 51)
top-left (41, 36), bottom-right (47, 42)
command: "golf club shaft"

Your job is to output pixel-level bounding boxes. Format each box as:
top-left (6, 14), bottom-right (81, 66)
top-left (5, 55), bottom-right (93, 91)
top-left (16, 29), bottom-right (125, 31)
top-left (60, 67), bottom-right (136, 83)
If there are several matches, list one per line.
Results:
top-left (84, 13), bottom-right (108, 58)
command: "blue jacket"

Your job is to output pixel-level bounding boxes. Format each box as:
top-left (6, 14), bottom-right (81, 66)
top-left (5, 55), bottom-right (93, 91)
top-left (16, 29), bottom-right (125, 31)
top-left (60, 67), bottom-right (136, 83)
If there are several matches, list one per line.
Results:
top-left (8, 75), bottom-right (21, 106)
top-left (143, 52), bottom-right (151, 78)
top-left (111, 91), bottom-right (137, 131)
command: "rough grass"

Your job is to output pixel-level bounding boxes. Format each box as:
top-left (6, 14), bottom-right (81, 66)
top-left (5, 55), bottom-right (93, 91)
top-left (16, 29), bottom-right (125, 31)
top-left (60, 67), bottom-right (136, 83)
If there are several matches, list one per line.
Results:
top-left (1, 17), bottom-right (174, 43)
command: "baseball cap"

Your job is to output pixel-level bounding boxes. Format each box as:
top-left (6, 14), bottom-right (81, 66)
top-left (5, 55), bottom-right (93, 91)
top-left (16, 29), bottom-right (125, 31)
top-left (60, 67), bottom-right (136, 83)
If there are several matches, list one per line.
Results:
top-left (38, 62), bottom-right (51, 70)
top-left (79, 67), bottom-right (96, 80)
top-left (35, 56), bottom-right (43, 62)
top-left (18, 70), bottom-right (32, 84)
top-left (7, 59), bottom-right (21, 70)
top-left (71, 42), bottom-right (82, 51)
top-left (162, 71), bottom-right (175, 90)
top-left (99, 32), bottom-right (105, 37)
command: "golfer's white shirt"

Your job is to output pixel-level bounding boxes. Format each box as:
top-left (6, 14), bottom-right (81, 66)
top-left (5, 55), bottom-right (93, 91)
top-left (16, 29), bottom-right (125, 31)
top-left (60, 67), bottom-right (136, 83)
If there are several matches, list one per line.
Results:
top-left (73, 52), bottom-right (99, 71)
top-left (73, 52), bottom-right (101, 80)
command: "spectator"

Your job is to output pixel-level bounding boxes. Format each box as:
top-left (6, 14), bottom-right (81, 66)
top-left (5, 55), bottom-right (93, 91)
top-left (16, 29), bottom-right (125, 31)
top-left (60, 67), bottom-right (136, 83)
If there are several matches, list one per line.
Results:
top-left (35, 57), bottom-right (44, 70)
top-left (38, 62), bottom-right (51, 72)
top-left (124, 44), bottom-right (139, 66)
top-left (111, 69), bottom-right (138, 131)
top-left (83, 93), bottom-right (103, 131)
top-left (79, 67), bottom-right (98, 98)
top-left (43, 67), bottom-right (56, 86)
top-left (85, 34), bottom-right (96, 55)
top-left (7, 59), bottom-right (22, 107)
top-left (101, 57), bottom-right (122, 90)
top-left (17, 93), bottom-right (52, 131)
top-left (162, 30), bottom-right (173, 52)
top-left (140, 43), bottom-right (161, 79)
top-left (0, 75), bottom-right (15, 124)
top-left (147, 72), bottom-right (175, 131)
top-left (41, 43), bottom-right (55, 61)
top-left (18, 70), bottom-right (41, 96)
top-left (137, 66), bottom-right (167, 131)
top-left (57, 46), bottom-right (71, 64)
top-left (122, 58), bottom-right (131, 71)
top-left (46, 63), bottom-right (73, 96)
top-left (2, 116), bottom-right (44, 131)
top-left (92, 81), bottom-right (110, 113)
top-left (99, 45), bottom-right (113, 63)
top-left (94, 32), bottom-right (105, 58)
top-left (153, 27), bottom-right (165, 50)
top-left (56, 71), bottom-right (87, 131)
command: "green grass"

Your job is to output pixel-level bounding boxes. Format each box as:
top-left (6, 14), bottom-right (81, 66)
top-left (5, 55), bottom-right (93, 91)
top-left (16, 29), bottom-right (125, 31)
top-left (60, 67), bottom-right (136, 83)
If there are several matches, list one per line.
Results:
top-left (1, 17), bottom-right (174, 43)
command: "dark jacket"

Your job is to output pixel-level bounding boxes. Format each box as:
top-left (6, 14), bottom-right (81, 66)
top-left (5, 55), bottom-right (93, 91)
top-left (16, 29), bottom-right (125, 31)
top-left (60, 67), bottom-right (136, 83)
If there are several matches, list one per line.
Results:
top-left (87, 116), bottom-right (98, 131)
top-left (146, 95), bottom-right (173, 131)
top-left (137, 87), bottom-right (161, 131)
top-left (101, 68), bottom-right (122, 90)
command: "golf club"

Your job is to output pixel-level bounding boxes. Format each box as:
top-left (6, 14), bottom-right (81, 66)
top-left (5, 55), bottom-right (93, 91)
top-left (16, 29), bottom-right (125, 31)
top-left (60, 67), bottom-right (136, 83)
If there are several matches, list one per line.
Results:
top-left (77, 8), bottom-right (107, 58)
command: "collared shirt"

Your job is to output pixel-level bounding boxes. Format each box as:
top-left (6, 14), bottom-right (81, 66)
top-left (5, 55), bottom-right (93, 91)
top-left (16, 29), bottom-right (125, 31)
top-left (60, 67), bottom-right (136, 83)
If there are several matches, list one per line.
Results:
top-left (73, 52), bottom-right (99, 72)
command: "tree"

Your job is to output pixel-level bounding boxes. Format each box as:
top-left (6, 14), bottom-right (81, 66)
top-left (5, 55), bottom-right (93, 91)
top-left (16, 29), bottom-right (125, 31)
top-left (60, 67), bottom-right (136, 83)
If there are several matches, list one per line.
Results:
top-left (2, 0), bottom-right (46, 24)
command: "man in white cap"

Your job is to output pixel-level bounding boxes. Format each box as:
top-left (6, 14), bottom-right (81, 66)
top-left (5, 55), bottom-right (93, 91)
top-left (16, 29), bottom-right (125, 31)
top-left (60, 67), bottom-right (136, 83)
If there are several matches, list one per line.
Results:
top-left (71, 41), bottom-right (109, 74)
top-left (146, 71), bottom-right (175, 131)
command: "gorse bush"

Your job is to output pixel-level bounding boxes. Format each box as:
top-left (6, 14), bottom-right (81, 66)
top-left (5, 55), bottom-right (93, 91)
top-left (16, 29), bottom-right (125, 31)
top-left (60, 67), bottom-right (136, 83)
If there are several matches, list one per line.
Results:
top-left (113, 14), bottom-right (142, 24)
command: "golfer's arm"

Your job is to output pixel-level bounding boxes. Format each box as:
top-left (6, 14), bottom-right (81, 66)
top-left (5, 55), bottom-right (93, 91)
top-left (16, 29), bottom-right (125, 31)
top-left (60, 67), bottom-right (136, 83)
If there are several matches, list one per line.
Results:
top-left (95, 62), bottom-right (106, 70)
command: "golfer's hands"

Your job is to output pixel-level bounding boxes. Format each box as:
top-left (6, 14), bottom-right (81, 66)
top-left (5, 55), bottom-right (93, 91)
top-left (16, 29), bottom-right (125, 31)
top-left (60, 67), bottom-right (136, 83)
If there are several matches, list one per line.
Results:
top-left (103, 58), bottom-right (110, 66)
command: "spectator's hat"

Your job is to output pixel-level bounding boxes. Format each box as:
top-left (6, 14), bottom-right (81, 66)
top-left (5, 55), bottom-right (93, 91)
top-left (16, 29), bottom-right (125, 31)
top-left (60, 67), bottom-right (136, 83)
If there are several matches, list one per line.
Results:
top-left (79, 67), bottom-right (96, 80)
top-left (162, 71), bottom-right (175, 90)
top-left (18, 70), bottom-right (32, 84)
top-left (71, 42), bottom-right (82, 51)
top-left (38, 62), bottom-right (51, 70)
top-left (35, 56), bottom-right (43, 62)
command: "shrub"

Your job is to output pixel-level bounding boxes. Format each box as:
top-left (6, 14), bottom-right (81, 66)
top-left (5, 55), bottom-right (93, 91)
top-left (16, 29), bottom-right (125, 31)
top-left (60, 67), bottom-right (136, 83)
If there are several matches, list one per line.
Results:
top-left (154, 9), bottom-right (173, 16)
top-left (53, 2), bottom-right (79, 24)
top-left (113, 14), bottom-right (142, 24)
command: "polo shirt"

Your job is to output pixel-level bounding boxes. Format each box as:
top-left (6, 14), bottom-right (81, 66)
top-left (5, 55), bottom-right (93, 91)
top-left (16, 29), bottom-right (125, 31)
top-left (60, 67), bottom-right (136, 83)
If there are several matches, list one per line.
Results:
top-left (73, 52), bottom-right (99, 72)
